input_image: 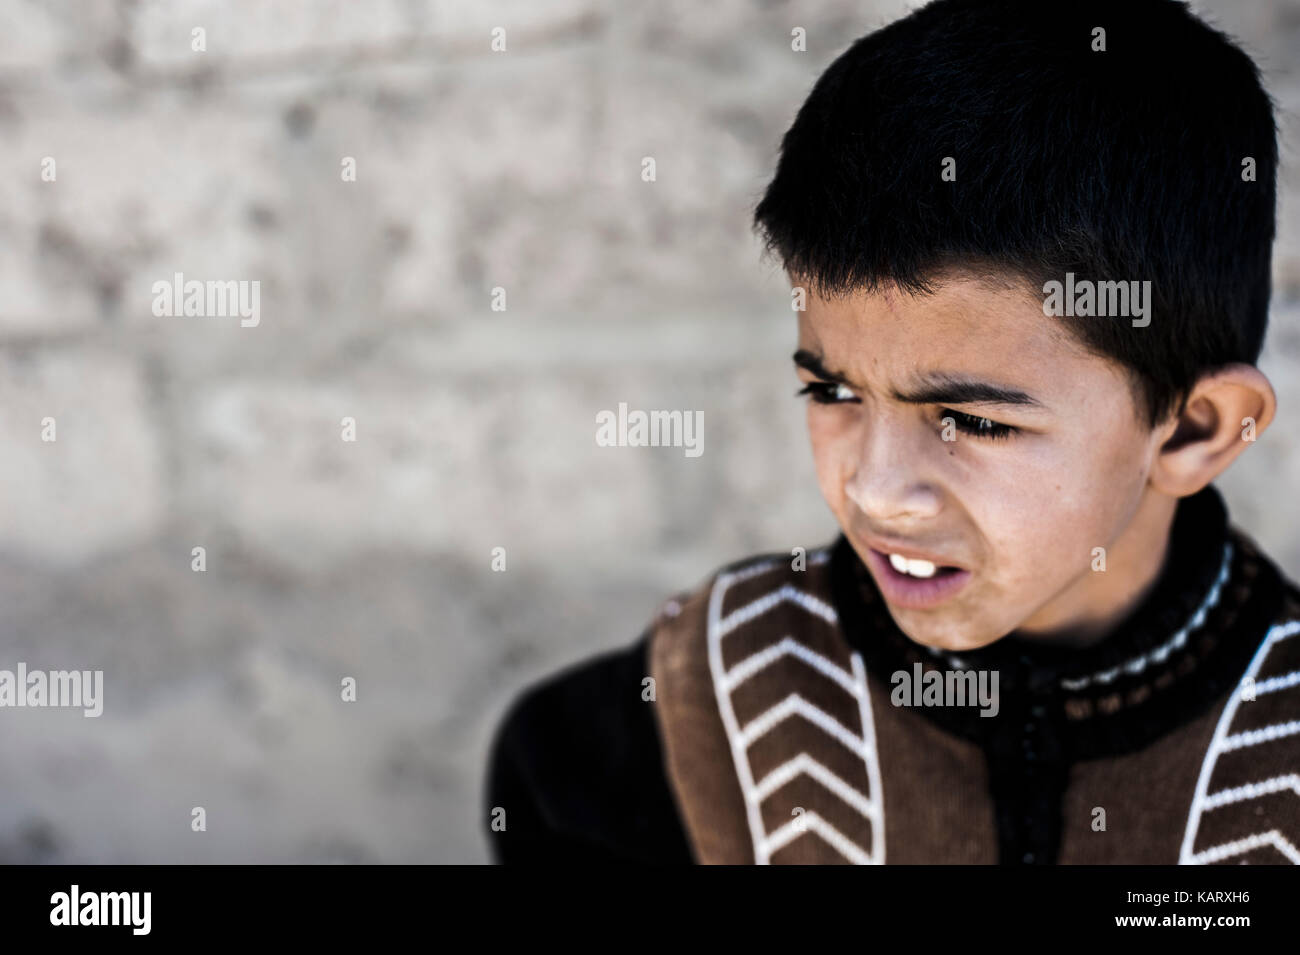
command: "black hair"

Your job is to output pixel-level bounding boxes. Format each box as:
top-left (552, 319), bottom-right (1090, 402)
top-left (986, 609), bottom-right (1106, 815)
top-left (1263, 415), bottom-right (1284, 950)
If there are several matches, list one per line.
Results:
top-left (752, 0), bottom-right (1278, 428)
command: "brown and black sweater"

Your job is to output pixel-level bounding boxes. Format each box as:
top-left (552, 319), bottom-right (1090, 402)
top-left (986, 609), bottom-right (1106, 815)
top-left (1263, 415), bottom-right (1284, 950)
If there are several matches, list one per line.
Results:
top-left (485, 485), bottom-right (1300, 864)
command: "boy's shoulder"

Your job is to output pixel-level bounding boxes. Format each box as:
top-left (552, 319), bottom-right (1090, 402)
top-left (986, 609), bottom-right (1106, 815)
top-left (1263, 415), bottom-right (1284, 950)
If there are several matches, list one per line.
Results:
top-left (483, 544), bottom-right (835, 863)
top-left (485, 629), bottom-right (684, 862)
top-left (509, 542), bottom-right (840, 715)
top-left (496, 542), bottom-right (835, 725)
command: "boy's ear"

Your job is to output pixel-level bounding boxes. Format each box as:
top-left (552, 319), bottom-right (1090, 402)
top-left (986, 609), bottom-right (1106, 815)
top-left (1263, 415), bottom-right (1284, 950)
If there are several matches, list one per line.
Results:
top-left (1149, 364), bottom-right (1277, 498)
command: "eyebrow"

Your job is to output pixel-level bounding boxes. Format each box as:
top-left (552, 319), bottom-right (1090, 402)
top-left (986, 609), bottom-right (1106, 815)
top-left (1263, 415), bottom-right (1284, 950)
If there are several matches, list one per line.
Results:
top-left (792, 350), bottom-right (1046, 410)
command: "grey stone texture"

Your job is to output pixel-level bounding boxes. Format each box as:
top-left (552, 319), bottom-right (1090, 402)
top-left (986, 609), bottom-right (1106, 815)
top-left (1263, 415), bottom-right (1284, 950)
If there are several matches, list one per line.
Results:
top-left (0, 0), bottom-right (1296, 862)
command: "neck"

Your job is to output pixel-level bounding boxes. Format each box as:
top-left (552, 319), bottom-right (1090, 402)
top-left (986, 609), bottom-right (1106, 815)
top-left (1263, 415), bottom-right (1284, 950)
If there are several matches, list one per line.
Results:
top-left (1011, 488), bottom-right (1179, 650)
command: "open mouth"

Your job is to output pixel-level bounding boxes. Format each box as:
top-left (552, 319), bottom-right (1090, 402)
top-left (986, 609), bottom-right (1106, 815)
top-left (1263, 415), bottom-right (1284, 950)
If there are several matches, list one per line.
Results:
top-left (865, 547), bottom-right (972, 610)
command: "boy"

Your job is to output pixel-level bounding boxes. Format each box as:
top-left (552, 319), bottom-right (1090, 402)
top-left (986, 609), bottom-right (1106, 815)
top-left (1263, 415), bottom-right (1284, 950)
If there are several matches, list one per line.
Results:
top-left (484, 0), bottom-right (1300, 864)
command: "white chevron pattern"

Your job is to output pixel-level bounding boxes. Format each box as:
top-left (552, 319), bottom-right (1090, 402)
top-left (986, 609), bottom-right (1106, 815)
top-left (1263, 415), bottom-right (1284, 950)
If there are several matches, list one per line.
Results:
top-left (715, 583), bottom-right (838, 638)
top-left (754, 753), bottom-right (876, 817)
top-left (765, 811), bottom-right (871, 864)
top-left (1221, 719), bottom-right (1300, 752)
top-left (1201, 774), bottom-right (1300, 810)
top-left (736, 693), bottom-right (868, 754)
top-left (1180, 619), bottom-right (1300, 864)
top-left (721, 635), bottom-right (859, 694)
top-left (1254, 669), bottom-right (1300, 696)
top-left (706, 552), bottom-right (884, 865)
top-left (1187, 830), bottom-right (1300, 866)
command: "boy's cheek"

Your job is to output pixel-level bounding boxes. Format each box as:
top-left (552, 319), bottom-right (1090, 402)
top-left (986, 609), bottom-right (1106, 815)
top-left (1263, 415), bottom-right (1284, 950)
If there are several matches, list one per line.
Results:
top-left (986, 516), bottom-right (1101, 618)
top-left (809, 449), bottom-right (849, 518)
top-left (804, 406), bottom-right (847, 450)
top-left (805, 422), bottom-right (851, 495)
top-left (814, 443), bottom-right (864, 517)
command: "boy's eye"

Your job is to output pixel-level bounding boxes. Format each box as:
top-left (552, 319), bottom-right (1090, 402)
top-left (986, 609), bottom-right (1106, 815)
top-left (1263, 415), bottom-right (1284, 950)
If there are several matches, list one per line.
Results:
top-left (796, 381), bottom-right (860, 404)
top-left (796, 384), bottom-right (1017, 441)
top-left (943, 409), bottom-right (1016, 440)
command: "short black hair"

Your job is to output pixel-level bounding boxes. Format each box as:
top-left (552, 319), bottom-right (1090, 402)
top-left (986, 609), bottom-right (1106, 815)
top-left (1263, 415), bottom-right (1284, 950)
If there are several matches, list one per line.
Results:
top-left (752, 0), bottom-right (1278, 428)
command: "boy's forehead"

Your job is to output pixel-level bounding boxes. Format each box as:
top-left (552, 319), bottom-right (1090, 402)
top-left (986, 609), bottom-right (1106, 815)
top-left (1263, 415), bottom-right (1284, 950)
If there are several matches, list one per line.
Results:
top-left (796, 274), bottom-right (1094, 389)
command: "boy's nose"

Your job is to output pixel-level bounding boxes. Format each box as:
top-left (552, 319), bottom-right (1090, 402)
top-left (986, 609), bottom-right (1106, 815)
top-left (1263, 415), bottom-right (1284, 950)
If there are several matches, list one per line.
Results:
top-left (843, 418), bottom-right (943, 524)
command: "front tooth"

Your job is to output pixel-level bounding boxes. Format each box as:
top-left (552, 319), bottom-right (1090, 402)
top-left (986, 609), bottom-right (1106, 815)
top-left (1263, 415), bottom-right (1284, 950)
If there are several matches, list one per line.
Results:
top-left (905, 558), bottom-right (937, 578)
top-left (888, 553), bottom-right (939, 578)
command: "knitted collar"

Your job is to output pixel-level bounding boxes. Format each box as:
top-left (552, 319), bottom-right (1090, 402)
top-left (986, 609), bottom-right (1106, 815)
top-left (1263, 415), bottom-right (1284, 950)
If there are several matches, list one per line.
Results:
top-left (829, 484), bottom-right (1288, 758)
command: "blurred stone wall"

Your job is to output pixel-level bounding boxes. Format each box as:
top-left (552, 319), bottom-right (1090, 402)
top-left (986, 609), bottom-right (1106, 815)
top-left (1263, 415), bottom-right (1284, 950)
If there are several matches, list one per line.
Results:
top-left (0, 0), bottom-right (1296, 863)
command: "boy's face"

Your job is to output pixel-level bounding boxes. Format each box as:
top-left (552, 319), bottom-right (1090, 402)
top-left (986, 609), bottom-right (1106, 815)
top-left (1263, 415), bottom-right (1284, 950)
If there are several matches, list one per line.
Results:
top-left (796, 273), bottom-right (1174, 652)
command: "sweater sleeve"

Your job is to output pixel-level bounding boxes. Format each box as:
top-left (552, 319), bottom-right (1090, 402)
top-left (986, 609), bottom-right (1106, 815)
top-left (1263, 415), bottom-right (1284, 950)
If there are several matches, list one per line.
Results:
top-left (483, 632), bottom-right (694, 864)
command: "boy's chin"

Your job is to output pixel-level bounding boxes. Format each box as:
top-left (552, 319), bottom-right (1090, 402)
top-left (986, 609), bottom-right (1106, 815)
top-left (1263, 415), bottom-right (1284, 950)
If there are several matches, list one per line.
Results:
top-left (895, 619), bottom-right (1005, 655)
